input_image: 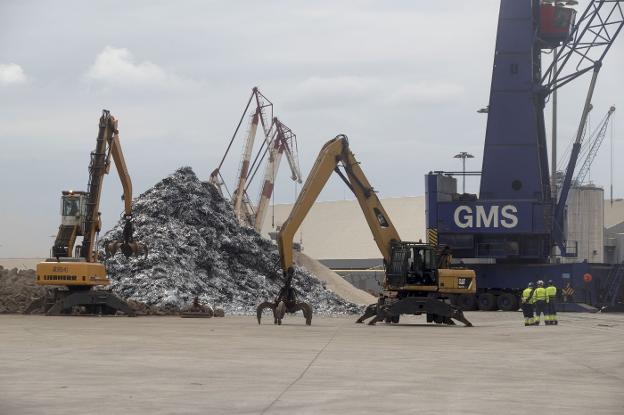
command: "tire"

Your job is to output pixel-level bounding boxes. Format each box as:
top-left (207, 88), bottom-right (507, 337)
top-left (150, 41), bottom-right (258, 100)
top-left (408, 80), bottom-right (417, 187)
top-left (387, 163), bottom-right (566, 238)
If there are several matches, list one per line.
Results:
top-left (456, 294), bottom-right (478, 311)
top-left (497, 293), bottom-right (519, 311)
top-left (477, 293), bottom-right (498, 311)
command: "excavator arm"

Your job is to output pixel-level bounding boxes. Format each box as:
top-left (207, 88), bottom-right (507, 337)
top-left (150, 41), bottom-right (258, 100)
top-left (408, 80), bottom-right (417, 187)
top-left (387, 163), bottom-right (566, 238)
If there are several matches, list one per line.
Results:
top-left (278, 135), bottom-right (400, 274)
top-left (82, 110), bottom-right (146, 261)
top-left (258, 135), bottom-right (398, 326)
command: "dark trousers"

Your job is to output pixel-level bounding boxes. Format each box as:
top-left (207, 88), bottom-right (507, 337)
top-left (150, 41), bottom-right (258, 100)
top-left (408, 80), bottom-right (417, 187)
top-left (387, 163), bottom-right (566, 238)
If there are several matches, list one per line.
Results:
top-left (534, 300), bottom-right (546, 323)
top-left (522, 303), bottom-right (534, 321)
top-left (547, 298), bottom-right (557, 322)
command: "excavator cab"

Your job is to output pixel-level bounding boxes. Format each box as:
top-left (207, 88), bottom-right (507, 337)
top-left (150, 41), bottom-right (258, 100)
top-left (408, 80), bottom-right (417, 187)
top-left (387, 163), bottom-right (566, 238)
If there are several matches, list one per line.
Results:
top-left (387, 242), bottom-right (437, 288)
top-left (60, 191), bottom-right (87, 230)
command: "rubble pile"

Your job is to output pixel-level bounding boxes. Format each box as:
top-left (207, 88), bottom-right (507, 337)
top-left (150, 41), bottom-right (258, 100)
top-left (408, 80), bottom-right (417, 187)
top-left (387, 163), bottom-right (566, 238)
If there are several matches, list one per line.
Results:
top-left (102, 167), bottom-right (362, 315)
top-left (0, 267), bottom-right (45, 313)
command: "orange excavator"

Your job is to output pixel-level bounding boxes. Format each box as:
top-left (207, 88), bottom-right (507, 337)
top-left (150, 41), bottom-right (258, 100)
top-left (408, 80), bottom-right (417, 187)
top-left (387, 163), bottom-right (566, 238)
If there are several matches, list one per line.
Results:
top-left (28, 110), bottom-right (146, 315)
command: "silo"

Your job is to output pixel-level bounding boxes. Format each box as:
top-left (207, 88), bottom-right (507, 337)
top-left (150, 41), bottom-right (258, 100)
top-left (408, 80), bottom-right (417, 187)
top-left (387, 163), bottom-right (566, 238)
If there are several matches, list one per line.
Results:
top-left (616, 233), bottom-right (624, 263)
top-left (565, 185), bottom-right (604, 263)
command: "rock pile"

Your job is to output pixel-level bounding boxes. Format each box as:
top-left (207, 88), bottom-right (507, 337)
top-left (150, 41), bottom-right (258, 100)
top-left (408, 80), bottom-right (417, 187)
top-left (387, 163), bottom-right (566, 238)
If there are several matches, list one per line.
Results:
top-left (0, 267), bottom-right (45, 313)
top-left (102, 167), bottom-right (361, 315)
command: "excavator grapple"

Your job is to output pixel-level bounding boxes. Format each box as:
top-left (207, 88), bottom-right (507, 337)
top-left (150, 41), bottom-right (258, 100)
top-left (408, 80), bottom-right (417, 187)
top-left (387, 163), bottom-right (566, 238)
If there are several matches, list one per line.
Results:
top-left (257, 270), bottom-right (312, 325)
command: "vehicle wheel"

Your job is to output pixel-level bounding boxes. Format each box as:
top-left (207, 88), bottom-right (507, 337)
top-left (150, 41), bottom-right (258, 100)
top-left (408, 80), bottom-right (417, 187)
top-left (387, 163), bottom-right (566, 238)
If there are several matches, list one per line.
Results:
top-left (497, 293), bottom-right (519, 311)
top-left (456, 294), bottom-right (478, 311)
top-left (477, 293), bottom-right (498, 311)
top-left (391, 315), bottom-right (400, 324)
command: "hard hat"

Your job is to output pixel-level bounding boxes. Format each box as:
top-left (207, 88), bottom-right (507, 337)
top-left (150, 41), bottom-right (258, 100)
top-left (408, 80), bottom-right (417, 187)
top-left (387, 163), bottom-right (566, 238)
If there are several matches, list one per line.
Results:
top-left (548, 280), bottom-right (554, 285)
top-left (537, 280), bottom-right (544, 286)
top-left (528, 282), bottom-right (534, 288)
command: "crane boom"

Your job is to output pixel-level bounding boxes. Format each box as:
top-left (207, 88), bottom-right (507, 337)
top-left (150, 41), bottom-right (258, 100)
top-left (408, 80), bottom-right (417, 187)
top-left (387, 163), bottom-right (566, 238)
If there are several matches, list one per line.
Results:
top-left (575, 106), bottom-right (616, 185)
top-left (542, 0), bottom-right (624, 95)
top-left (277, 135), bottom-right (400, 273)
top-left (82, 111), bottom-right (137, 261)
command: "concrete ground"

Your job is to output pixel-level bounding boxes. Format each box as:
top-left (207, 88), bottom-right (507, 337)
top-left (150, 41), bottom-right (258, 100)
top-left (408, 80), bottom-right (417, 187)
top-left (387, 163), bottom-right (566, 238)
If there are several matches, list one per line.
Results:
top-left (1, 312), bottom-right (623, 415)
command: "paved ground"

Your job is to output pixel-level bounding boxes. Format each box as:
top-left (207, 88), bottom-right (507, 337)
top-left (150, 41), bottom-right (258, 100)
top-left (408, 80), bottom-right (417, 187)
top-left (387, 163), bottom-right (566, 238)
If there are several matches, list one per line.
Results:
top-left (1, 312), bottom-right (623, 415)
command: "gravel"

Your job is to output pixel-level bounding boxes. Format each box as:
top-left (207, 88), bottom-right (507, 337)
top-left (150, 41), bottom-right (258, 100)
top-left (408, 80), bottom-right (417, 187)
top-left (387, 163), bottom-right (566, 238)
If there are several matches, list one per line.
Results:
top-left (0, 267), bottom-right (45, 313)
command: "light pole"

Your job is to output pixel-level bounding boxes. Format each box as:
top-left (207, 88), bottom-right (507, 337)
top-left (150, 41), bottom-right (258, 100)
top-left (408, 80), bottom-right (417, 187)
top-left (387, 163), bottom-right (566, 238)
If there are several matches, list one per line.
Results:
top-left (454, 152), bottom-right (474, 194)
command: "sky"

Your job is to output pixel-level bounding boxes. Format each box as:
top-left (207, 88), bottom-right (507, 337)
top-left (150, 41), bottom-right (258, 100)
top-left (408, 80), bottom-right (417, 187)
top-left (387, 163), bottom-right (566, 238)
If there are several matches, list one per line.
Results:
top-left (1, 0), bottom-right (622, 257)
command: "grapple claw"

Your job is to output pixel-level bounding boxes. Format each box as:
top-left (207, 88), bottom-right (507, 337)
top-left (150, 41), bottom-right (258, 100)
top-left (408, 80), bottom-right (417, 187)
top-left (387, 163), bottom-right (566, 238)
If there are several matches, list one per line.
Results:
top-left (256, 301), bottom-right (276, 325)
top-left (106, 240), bottom-right (148, 259)
top-left (296, 302), bottom-right (313, 325)
top-left (256, 268), bottom-right (313, 326)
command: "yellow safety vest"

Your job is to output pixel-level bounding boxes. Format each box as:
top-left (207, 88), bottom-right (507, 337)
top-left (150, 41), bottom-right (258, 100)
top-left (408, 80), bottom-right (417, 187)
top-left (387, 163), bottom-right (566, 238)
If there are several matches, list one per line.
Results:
top-left (534, 287), bottom-right (548, 302)
top-left (546, 286), bottom-right (557, 298)
top-left (521, 288), bottom-right (534, 304)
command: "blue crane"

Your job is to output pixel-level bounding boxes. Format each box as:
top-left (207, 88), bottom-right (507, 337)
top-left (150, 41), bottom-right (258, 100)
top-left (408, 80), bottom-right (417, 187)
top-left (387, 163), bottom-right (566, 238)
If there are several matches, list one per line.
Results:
top-left (425, 0), bottom-right (624, 311)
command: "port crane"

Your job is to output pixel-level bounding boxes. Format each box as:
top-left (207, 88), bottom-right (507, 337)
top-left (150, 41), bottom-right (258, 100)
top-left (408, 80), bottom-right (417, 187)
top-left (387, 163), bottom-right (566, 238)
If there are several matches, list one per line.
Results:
top-left (426, 0), bottom-right (624, 311)
top-left (209, 87), bottom-right (302, 232)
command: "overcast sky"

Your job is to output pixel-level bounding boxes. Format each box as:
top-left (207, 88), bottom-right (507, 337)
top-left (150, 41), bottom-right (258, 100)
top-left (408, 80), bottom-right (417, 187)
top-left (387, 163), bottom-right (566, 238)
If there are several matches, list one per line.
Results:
top-left (1, 0), bottom-right (622, 257)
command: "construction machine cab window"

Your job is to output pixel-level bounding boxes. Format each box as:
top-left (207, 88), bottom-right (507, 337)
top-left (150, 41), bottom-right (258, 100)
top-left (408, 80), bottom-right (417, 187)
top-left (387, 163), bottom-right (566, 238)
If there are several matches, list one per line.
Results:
top-left (407, 246), bottom-right (435, 285)
top-left (389, 243), bottom-right (436, 286)
top-left (62, 197), bottom-right (80, 217)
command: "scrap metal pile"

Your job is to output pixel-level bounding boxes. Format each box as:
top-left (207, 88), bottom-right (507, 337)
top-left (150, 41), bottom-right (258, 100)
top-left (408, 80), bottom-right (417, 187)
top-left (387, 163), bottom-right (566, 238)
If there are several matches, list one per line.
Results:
top-left (102, 167), bottom-right (361, 315)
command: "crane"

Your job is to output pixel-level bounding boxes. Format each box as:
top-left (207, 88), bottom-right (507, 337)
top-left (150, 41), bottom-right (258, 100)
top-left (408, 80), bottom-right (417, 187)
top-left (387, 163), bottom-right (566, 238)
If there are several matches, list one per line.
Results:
top-left (209, 88), bottom-right (302, 231)
top-left (574, 106), bottom-right (616, 185)
top-left (254, 118), bottom-right (302, 232)
top-left (257, 135), bottom-right (475, 326)
top-left (30, 110), bottom-right (146, 316)
top-left (426, 0), bottom-right (624, 311)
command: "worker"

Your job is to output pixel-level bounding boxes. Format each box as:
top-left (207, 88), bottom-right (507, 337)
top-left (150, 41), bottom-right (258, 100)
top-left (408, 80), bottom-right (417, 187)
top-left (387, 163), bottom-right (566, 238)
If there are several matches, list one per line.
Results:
top-left (546, 280), bottom-right (558, 325)
top-left (533, 280), bottom-right (548, 325)
top-left (521, 282), bottom-right (535, 326)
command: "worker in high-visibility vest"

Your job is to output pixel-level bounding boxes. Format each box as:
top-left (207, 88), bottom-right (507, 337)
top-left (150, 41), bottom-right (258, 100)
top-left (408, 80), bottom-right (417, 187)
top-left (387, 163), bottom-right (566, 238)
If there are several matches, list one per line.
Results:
top-left (546, 280), bottom-right (558, 325)
top-left (533, 280), bottom-right (548, 325)
top-left (521, 282), bottom-right (535, 326)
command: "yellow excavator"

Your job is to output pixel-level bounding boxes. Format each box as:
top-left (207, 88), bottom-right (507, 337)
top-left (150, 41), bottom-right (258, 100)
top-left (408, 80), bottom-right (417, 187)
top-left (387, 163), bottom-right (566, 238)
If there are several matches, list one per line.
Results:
top-left (258, 135), bottom-right (475, 326)
top-left (28, 110), bottom-right (146, 316)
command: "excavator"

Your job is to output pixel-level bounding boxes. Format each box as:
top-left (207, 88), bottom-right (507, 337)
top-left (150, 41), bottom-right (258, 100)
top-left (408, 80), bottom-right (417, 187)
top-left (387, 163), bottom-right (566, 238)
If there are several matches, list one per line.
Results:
top-left (28, 110), bottom-right (146, 316)
top-left (257, 135), bottom-right (475, 326)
